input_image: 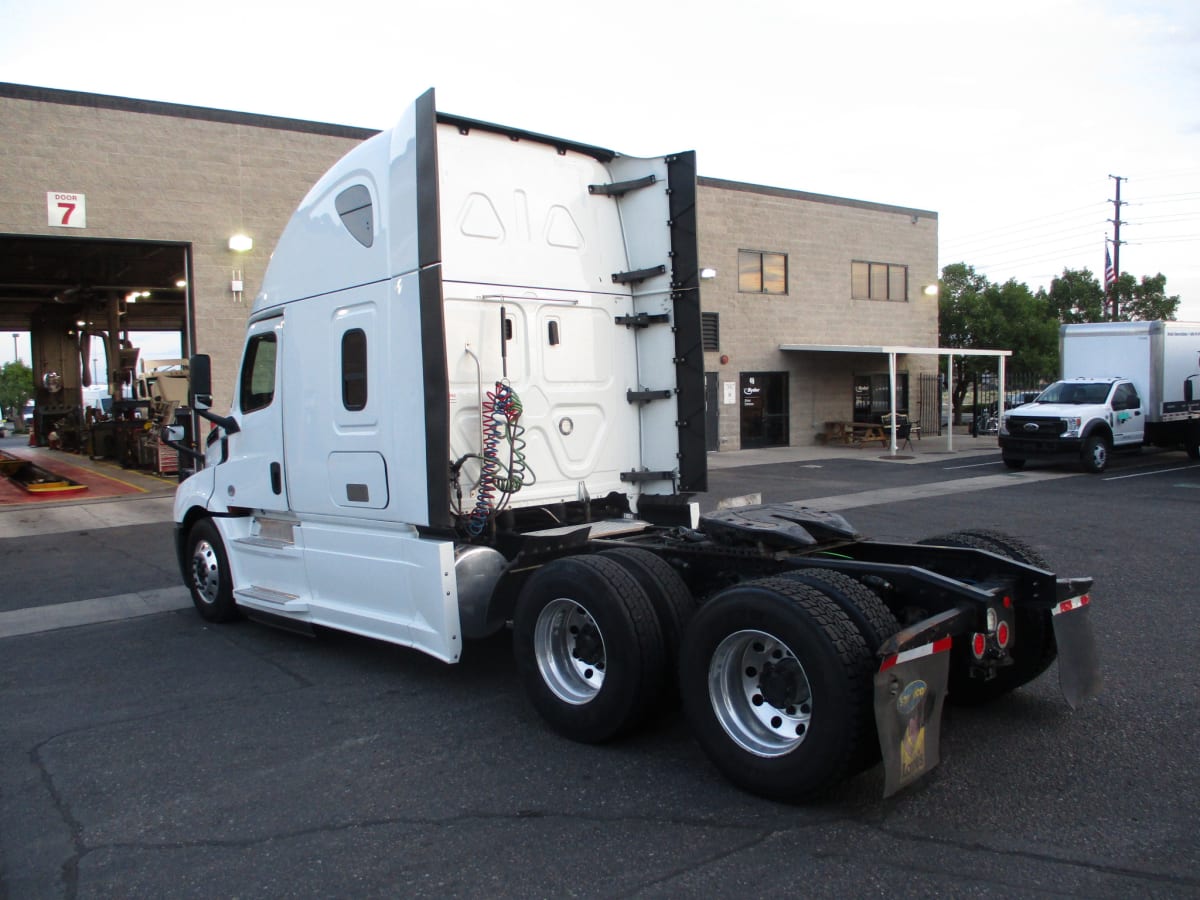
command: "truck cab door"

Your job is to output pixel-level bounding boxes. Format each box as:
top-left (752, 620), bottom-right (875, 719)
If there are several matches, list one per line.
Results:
top-left (1110, 382), bottom-right (1143, 446)
top-left (213, 314), bottom-right (289, 510)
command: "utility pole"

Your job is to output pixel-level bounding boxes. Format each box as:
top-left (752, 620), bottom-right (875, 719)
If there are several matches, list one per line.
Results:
top-left (1108, 174), bottom-right (1126, 321)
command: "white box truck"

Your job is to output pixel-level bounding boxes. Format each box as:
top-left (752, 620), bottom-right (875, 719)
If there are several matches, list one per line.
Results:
top-left (1000, 321), bottom-right (1200, 472)
top-left (165, 90), bottom-right (1098, 801)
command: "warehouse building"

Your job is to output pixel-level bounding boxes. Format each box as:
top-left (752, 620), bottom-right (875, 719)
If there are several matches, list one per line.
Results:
top-left (0, 82), bottom-right (938, 457)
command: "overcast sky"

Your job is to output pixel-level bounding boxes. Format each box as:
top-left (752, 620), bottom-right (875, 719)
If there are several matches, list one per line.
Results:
top-left (1, 0), bottom-right (1198, 367)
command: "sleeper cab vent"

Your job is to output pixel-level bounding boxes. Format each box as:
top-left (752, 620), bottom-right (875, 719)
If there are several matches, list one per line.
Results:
top-left (336, 184), bottom-right (374, 248)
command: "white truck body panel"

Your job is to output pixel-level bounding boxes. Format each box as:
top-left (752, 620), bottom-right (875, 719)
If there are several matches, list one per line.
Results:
top-left (175, 90), bottom-right (703, 657)
top-left (1061, 321), bottom-right (1200, 424)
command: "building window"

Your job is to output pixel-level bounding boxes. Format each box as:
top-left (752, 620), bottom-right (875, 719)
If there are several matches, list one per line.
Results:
top-left (853, 373), bottom-right (910, 422)
top-left (738, 250), bottom-right (787, 294)
top-left (342, 328), bottom-right (368, 411)
top-left (702, 312), bottom-right (720, 351)
top-left (852, 261), bottom-right (908, 301)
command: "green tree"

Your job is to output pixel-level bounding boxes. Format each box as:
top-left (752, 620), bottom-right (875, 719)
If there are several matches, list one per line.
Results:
top-left (1044, 267), bottom-right (1106, 323)
top-left (1114, 272), bottom-right (1180, 321)
top-left (1043, 267), bottom-right (1179, 323)
top-left (0, 360), bottom-right (34, 430)
top-left (939, 263), bottom-right (1058, 423)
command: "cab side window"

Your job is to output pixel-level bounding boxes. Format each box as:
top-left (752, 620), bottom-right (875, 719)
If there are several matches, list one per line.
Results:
top-left (342, 328), bottom-right (367, 411)
top-left (239, 333), bottom-right (277, 413)
top-left (1112, 383), bottom-right (1139, 411)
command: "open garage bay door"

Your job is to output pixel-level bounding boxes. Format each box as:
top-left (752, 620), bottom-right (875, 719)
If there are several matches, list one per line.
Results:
top-left (0, 234), bottom-right (192, 445)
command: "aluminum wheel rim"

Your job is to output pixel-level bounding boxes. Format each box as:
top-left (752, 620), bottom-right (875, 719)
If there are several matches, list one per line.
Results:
top-left (191, 539), bottom-right (221, 605)
top-left (533, 598), bottom-right (606, 705)
top-left (709, 629), bottom-right (812, 757)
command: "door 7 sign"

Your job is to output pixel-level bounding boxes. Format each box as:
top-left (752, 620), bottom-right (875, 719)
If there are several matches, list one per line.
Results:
top-left (46, 191), bottom-right (87, 228)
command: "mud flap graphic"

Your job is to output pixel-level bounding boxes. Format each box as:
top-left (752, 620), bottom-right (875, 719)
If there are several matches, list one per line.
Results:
top-left (874, 637), bottom-right (950, 797)
top-left (1051, 594), bottom-right (1101, 709)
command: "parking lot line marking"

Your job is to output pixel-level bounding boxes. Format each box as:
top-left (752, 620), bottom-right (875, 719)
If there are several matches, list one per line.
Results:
top-left (0, 586), bottom-right (191, 639)
top-left (1104, 463), bottom-right (1200, 481)
top-left (800, 469), bottom-right (1076, 511)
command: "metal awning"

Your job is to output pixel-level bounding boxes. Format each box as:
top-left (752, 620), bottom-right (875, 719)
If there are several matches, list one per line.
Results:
top-left (779, 343), bottom-right (1013, 455)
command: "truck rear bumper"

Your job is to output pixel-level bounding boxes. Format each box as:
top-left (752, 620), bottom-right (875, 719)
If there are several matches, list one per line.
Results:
top-left (872, 578), bottom-right (1098, 795)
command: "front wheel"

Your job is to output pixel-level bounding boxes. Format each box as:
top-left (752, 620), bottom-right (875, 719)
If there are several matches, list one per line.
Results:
top-left (1002, 455), bottom-right (1026, 470)
top-left (679, 577), bottom-right (872, 802)
top-left (185, 518), bottom-right (240, 622)
top-left (1080, 433), bottom-right (1110, 473)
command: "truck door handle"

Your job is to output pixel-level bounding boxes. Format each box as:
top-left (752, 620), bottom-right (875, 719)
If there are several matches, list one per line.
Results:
top-left (270, 462), bottom-right (282, 495)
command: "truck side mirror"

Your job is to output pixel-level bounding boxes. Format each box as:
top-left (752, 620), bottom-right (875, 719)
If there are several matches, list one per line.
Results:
top-left (190, 354), bottom-right (213, 411)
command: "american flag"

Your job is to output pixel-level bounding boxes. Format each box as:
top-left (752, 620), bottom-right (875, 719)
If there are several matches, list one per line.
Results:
top-left (1104, 247), bottom-right (1116, 289)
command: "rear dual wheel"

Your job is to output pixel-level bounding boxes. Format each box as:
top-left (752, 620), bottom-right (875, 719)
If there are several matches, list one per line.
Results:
top-left (513, 555), bottom-right (668, 744)
top-left (679, 577), bottom-right (874, 802)
top-left (781, 569), bottom-right (899, 772)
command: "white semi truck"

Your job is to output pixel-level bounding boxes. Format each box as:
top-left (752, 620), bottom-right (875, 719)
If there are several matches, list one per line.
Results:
top-left (1000, 321), bottom-right (1200, 473)
top-left (166, 91), bottom-right (1098, 801)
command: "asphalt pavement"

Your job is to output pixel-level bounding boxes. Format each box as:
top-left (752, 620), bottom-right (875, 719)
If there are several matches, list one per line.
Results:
top-left (3, 435), bottom-right (1199, 897)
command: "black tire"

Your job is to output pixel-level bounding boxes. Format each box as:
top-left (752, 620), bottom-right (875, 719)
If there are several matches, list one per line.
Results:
top-left (1002, 455), bottom-right (1026, 470)
top-left (185, 518), bottom-right (240, 623)
top-left (779, 569), bottom-right (900, 772)
top-left (1186, 443), bottom-right (1200, 461)
top-left (1080, 432), bottom-right (1110, 473)
top-left (596, 548), bottom-right (697, 696)
top-left (781, 569), bottom-right (899, 652)
top-left (917, 530), bottom-right (1057, 705)
top-left (679, 577), bottom-right (873, 802)
top-left (513, 555), bottom-right (666, 744)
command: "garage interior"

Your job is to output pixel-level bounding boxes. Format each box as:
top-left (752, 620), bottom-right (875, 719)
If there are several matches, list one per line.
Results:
top-left (0, 233), bottom-right (191, 472)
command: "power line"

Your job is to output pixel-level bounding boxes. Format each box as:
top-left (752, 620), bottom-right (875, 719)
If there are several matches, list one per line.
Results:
top-left (941, 202), bottom-right (1105, 250)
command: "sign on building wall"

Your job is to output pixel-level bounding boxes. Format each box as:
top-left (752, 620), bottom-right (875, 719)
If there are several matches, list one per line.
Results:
top-left (46, 191), bottom-right (86, 228)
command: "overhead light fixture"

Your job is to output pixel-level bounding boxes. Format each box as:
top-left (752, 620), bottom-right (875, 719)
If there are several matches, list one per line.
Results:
top-left (229, 233), bottom-right (253, 252)
top-left (175, 279), bottom-right (187, 288)
top-left (700, 267), bottom-right (717, 280)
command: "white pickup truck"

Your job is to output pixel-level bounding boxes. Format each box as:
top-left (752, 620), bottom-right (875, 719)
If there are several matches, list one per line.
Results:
top-left (1000, 321), bottom-right (1200, 473)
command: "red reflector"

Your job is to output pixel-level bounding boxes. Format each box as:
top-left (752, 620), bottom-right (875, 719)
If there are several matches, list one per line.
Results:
top-left (1003, 596), bottom-right (1012, 608)
top-left (972, 633), bottom-right (986, 658)
top-left (996, 621), bottom-right (1010, 648)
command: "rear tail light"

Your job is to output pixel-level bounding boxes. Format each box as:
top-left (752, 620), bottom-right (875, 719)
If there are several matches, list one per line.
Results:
top-left (996, 621), bottom-right (1011, 648)
top-left (971, 633), bottom-right (987, 659)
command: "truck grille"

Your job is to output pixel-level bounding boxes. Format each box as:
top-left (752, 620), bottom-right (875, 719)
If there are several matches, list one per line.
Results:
top-left (1007, 416), bottom-right (1066, 437)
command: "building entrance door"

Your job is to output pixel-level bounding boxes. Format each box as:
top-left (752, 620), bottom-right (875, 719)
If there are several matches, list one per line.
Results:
top-left (739, 372), bottom-right (789, 448)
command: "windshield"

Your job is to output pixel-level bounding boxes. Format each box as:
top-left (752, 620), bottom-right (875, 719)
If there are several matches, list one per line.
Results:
top-left (1035, 381), bottom-right (1113, 404)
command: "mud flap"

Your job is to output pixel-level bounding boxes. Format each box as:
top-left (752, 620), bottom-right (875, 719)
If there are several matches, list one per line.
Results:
top-left (1051, 594), bottom-right (1100, 708)
top-left (874, 637), bottom-right (951, 797)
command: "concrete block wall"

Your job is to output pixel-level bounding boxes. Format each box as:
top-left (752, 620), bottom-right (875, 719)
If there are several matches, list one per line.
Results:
top-left (697, 178), bottom-right (940, 449)
top-left (2, 87), bottom-right (940, 445)
top-left (0, 89), bottom-right (369, 412)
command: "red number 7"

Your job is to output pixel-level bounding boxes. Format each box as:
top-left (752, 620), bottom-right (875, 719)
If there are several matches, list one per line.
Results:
top-left (57, 202), bottom-right (76, 225)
